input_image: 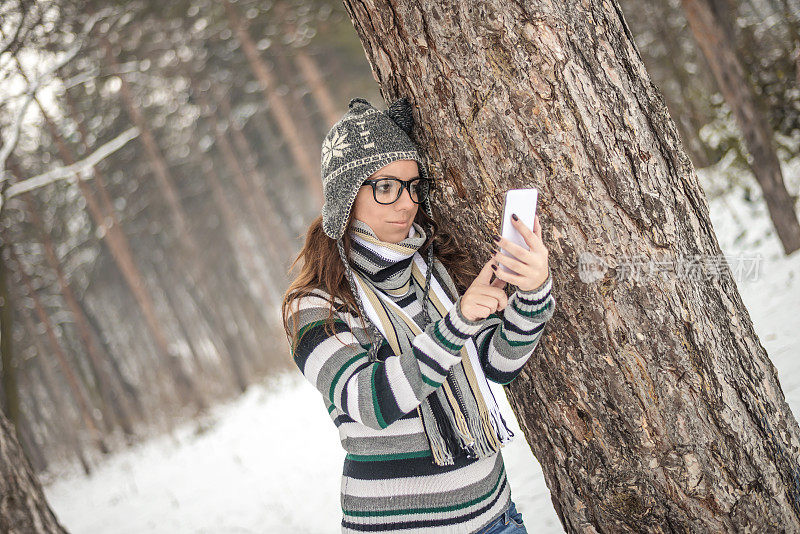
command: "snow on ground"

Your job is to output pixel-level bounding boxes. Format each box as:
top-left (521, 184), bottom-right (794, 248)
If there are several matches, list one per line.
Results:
top-left (42, 366), bottom-right (562, 533)
top-left (44, 178), bottom-right (800, 533)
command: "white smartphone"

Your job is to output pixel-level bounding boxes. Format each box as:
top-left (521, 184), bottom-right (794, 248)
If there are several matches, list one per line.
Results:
top-left (499, 188), bottom-right (538, 275)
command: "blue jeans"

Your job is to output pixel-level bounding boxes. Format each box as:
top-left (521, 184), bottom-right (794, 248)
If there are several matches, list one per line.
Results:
top-left (475, 499), bottom-right (527, 533)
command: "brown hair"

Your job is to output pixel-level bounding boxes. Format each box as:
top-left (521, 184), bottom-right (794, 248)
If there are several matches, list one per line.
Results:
top-left (281, 208), bottom-right (478, 351)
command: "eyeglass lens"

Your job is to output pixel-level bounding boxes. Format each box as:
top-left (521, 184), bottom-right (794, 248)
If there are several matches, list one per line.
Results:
top-left (373, 178), bottom-right (426, 204)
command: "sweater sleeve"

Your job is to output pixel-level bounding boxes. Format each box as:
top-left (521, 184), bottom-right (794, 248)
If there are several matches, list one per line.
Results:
top-left (470, 270), bottom-right (556, 385)
top-left (287, 291), bottom-right (484, 430)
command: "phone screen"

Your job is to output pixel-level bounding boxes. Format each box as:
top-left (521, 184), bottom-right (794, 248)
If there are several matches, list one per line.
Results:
top-left (499, 188), bottom-right (538, 275)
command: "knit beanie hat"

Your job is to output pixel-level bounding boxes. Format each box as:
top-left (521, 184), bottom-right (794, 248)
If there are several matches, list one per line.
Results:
top-left (320, 97), bottom-right (436, 361)
top-left (321, 97), bottom-right (434, 240)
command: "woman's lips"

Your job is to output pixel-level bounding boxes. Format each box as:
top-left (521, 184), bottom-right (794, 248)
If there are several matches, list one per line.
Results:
top-left (388, 220), bottom-right (410, 226)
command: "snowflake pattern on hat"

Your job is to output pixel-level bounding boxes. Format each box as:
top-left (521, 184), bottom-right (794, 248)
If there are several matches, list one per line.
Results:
top-left (321, 128), bottom-right (351, 168)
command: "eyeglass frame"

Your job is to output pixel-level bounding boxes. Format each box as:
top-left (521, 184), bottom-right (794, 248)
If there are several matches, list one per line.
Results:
top-left (360, 176), bottom-right (433, 205)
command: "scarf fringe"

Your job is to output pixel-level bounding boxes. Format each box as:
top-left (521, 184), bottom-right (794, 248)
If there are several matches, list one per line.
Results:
top-left (420, 404), bottom-right (456, 466)
top-left (467, 411), bottom-right (498, 457)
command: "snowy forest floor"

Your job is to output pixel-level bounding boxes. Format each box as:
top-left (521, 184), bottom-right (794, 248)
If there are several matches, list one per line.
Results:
top-left (43, 162), bottom-right (800, 534)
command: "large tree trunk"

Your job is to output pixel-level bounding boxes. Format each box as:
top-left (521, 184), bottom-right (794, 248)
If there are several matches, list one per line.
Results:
top-left (342, 1), bottom-right (800, 531)
top-left (0, 409), bottom-right (68, 534)
top-left (682, 0), bottom-right (800, 255)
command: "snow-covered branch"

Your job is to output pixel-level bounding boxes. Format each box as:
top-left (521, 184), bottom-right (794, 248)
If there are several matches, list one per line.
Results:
top-left (4, 127), bottom-right (139, 201)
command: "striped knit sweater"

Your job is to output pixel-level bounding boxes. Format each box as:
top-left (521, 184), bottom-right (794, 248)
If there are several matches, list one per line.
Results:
top-left (288, 254), bottom-right (555, 533)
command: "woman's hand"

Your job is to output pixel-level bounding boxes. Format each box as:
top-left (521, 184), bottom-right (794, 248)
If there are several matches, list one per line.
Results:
top-left (459, 254), bottom-right (509, 322)
top-left (491, 213), bottom-right (550, 291)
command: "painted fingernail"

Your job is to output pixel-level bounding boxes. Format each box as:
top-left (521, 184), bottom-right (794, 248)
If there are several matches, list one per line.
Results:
top-left (491, 264), bottom-right (497, 271)
top-left (493, 235), bottom-right (501, 242)
top-left (512, 213), bottom-right (519, 221)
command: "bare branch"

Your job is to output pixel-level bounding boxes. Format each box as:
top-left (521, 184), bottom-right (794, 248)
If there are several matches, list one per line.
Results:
top-left (0, 10), bottom-right (108, 180)
top-left (0, 1), bottom-right (46, 76)
top-left (0, 2), bottom-right (29, 57)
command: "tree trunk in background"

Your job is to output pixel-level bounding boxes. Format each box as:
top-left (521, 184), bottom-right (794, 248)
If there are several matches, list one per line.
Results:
top-left (250, 109), bottom-right (312, 222)
top-left (223, 0), bottom-right (324, 208)
top-left (19, 192), bottom-right (127, 435)
top-left (0, 410), bottom-right (68, 534)
top-left (274, 0), bottom-right (343, 128)
top-left (5, 243), bottom-right (108, 454)
top-left (192, 85), bottom-right (289, 296)
top-left (196, 152), bottom-right (279, 373)
top-left (24, 319), bottom-right (92, 475)
top-left (17, 373), bottom-right (49, 473)
top-left (39, 91), bottom-right (205, 415)
top-left (198, 151), bottom-right (274, 305)
top-left (270, 44), bottom-right (325, 150)
top-left (646, 0), bottom-right (714, 169)
top-left (1, 240), bottom-right (20, 433)
top-left (99, 38), bottom-right (215, 412)
top-left (14, 177), bottom-right (135, 437)
top-left (342, 0), bottom-right (800, 531)
top-left (208, 117), bottom-right (286, 294)
top-left (682, 0), bottom-right (800, 255)
top-left (100, 37), bottom-right (197, 259)
top-left (212, 84), bottom-right (298, 262)
top-left (75, 296), bottom-right (145, 425)
top-left (294, 48), bottom-right (342, 128)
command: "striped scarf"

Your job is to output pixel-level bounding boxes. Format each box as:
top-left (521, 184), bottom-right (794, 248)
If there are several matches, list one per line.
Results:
top-left (347, 219), bottom-right (514, 466)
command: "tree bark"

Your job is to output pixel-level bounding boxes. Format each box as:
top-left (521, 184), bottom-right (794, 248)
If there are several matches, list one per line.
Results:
top-left (342, 1), bottom-right (800, 531)
top-left (682, 0), bottom-right (800, 255)
top-left (0, 409), bottom-right (68, 534)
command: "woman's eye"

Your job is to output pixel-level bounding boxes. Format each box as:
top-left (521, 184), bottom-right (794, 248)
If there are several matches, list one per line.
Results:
top-left (377, 183), bottom-right (393, 193)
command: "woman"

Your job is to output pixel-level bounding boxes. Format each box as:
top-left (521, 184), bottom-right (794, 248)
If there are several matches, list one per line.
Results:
top-left (282, 97), bottom-right (556, 533)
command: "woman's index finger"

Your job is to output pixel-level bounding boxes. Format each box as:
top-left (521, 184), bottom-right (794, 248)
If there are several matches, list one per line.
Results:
top-left (475, 254), bottom-right (497, 285)
top-left (511, 215), bottom-right (537, 248)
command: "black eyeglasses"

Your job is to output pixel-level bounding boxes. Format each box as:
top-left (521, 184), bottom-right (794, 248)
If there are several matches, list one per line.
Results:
top-left (361, 177), bottom-right (431, 205)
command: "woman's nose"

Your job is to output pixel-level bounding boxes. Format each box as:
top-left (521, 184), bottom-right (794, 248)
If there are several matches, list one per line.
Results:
top-left (396, 186), bottom-right (415, 208)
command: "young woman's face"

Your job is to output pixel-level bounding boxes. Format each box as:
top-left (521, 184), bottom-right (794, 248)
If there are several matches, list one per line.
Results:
top-left (351, 159), bottom-right (420, 243)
